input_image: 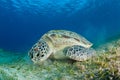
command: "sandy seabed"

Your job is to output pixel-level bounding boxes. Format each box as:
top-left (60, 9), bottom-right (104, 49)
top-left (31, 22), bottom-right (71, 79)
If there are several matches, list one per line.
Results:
top-left (0, 38), bottom-right (120, 80)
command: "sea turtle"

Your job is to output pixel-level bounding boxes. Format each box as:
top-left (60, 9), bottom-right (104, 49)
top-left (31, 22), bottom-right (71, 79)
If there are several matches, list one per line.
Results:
top-left (28, 30), bottom-right (96, 64)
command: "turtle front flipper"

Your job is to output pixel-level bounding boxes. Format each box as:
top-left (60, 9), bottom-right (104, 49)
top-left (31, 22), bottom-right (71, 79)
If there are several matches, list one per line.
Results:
top-left (64, 45), bottom-right (96, 61)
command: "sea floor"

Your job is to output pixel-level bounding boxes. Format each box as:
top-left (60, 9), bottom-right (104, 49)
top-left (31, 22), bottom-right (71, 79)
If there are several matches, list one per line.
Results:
top-left (0, 39), bottom-right (120, 80)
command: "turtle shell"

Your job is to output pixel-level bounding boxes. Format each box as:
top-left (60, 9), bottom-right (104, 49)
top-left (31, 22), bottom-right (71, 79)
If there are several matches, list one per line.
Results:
top-left (41, 30), bottom-right (93, 50)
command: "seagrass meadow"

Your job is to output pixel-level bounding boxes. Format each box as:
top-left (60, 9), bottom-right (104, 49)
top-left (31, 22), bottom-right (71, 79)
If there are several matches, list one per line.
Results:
top-left (0, 38), bottom-right (120, 80)
top-left (0, 0), bottom-right (120, 80)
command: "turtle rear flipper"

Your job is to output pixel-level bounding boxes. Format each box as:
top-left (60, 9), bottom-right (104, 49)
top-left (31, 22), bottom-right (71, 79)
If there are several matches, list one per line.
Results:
top-left (65, 45), bottom-right (96, 61)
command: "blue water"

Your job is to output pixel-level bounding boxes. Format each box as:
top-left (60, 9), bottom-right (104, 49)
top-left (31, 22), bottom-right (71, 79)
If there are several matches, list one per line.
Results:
top-left (0, 0), bottom-right (120, 52)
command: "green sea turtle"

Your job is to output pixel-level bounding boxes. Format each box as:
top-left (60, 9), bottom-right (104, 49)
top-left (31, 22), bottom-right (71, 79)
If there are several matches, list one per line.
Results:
top-left (28, 30), bottom-right (96, 64)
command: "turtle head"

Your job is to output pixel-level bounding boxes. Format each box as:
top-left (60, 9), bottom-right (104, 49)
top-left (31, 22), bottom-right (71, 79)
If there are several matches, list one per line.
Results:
top-left (28, 39), bottom-right (52, 64)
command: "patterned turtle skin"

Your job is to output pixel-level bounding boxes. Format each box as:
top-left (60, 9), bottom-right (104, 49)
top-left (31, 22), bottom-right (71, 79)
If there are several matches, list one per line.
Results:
top-left (28, 30), bottom-right (95, 64)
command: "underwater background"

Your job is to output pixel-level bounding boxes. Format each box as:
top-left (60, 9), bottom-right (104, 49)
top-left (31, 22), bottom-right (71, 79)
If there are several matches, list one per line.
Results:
top-left (0, 0), bottom-right (120, 53)
top-left (0, 0), bottom-right (120, 80)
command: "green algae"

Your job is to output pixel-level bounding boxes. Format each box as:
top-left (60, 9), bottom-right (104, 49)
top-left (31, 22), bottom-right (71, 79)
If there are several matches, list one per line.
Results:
top-left (0, 68), bottom-right (16, 80)
top-left (0, 39), bottom-right (120, 80)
